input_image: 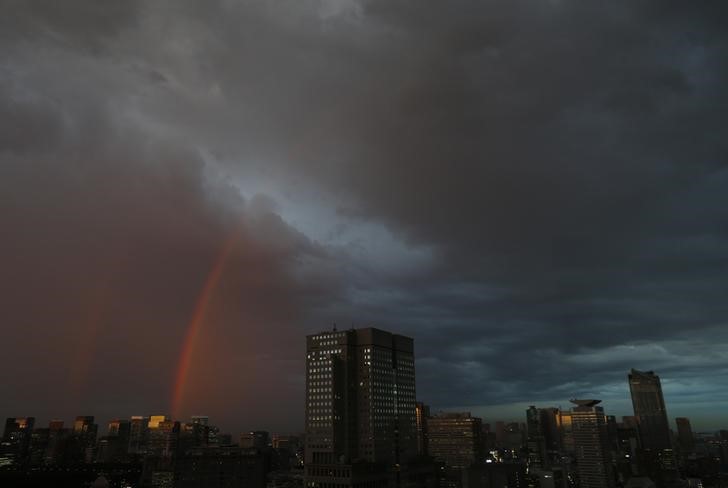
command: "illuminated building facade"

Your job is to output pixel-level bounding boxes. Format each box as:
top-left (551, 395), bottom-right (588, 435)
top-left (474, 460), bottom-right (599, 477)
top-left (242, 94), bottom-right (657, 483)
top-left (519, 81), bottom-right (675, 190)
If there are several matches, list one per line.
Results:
top-left (304, 327), bottom-right (418, 488)
top-left (569, 400), bottom-right (615, 488)
top-left (427, 412), bottom-right (482, 470)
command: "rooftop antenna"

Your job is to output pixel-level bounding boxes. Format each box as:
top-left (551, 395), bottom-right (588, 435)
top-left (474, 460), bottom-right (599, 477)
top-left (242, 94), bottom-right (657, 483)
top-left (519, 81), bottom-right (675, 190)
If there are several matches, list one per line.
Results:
top-left (333, 322), bottom-right (337, 332)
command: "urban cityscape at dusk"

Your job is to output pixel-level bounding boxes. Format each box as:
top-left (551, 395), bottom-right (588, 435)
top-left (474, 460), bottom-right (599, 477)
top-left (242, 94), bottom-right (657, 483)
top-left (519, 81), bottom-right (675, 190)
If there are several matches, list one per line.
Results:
top-left (2, 327), bottom-right (728, 488)
top-left (2, 0), bottom-right (728, 487)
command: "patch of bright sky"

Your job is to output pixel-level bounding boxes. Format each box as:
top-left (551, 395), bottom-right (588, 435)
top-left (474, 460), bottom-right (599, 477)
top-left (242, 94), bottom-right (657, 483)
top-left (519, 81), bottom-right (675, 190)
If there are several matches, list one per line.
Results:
top-left (210, 158), bottom-right (438, 279)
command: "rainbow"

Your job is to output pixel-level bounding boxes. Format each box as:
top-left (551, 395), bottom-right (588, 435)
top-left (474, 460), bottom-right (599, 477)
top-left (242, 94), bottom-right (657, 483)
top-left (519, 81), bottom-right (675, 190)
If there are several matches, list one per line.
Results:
top-left (171, 232), bottom-right (240, 419)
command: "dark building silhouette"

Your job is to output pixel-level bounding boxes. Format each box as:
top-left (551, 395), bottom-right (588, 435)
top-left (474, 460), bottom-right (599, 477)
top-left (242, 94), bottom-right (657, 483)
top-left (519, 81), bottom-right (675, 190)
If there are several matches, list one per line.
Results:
top-left (96, 419), bottom-right (131, 463)
top-left (148, 417), bottom-right (180, 458)
top-left (614, 419), bottom-right (641, 482)
top-left (526, 407), bottom-right (560, 469)
top-left (173, 446), bottom-right (266, 488)
top-left (416, 402), bottom-right (430, 457)
top-left (463, 463), bottom-right (526, 488)
top-left (628, 370), bottom-right (677, 479)
top-left (428, 412), bottom-right (483, 488)
top-left (240, 431), bottom-right (270, 450)
top-left (64, 415), bottom-right (98, 465)
top-left (0, 417), bottom-right (35, 467)
top-left (628, 370), bottom-right (672, 451)
top-left (28, 426), bottom-right (50, 466)
top-left (43, 420), bottom-right (70, 465)
top-left (428, 412), bottom-right (482, 470)
top-left (304, 327), bottom-right (419, 488)
top-left (675, 418), bottom-right (695, 454)
top-left (129, 416), bottom-right (150, 455)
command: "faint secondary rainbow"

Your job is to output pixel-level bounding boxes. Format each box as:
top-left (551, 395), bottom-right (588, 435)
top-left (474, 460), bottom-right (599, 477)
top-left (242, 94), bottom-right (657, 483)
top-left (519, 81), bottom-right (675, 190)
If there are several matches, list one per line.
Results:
top-left (171, 233), bottom-right (240, 419)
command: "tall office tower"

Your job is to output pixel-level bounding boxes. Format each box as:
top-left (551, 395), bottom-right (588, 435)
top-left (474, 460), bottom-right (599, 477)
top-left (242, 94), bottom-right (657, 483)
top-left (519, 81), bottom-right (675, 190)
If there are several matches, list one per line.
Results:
top-left (185, 416), bottom-right (211, 448)
top-left (28, 427), bottom-right (50, 466)
top-left (675, 418), bottom-right (695, 454)
top-left (128, 416), bottom-right (150, 454)
top-left (66, 415), bottom-right (98, 464)
top-left (97, 419), bottom-right (131, 463)
top-left (304, 327), bottom-right (418, 488)
top-left (427, 412), bottom-right (483, 469)
top-left (0, 417), bottom-right (35, 466)
top-left (44, 420), bottom-right (68, 465)
top-left (502, 423), bottom-right (526, 452)
top-left (557, 411), bottom-right (575, 456)
top-left (415, 402), bottom-right (430, 457)
top-left (569, 400), bottom-right (615, 488)
top-left (628, 370), bottom-right (672, 451)
top-left (526, 407), bottom-right (546, 468)
top-left (615, 421), bottom-right (641, 480)
top-left (526, 407), bottom-right (561, 468)
top-left (148, 419), bottom-right (180, 457)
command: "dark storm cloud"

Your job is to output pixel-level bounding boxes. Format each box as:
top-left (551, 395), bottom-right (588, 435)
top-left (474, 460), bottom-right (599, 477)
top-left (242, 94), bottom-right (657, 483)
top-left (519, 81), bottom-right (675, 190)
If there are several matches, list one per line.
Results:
top-left (2, 0), bottom-right (728, 431)
top-left (0, 9), bottom-right (343, 432)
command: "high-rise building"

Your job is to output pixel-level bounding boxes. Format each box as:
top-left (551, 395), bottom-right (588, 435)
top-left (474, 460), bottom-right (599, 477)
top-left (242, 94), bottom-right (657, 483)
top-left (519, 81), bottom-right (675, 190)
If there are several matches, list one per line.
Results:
top-left (44, 420), bottom-right (69, 465)
top-left (97, 419), bottom-right (131, 463)
top-left (304, 327), bottom-right (418, 488)
top-left (64, 416), bottom-right (98, 465)
top-left (614, 419), bottom-right (640, 481)
top-left (628, 370), bottom-right (672, 451)
top-left (675, 418), bottom-right (695, 454)
top-left (558, 411), bottom-right (574, 456)
top-left (628, 370), bottom-right (678, 479)
top-left (128, 416), bottom-right (150, 455)
top-left (0, 417), bottom-right (35, 467)
top-left (427, 412), bottom-right (482, 470)
top-left (148, 419), bottom-right (180, 457)
top-left (415, 403), bottom-right (430, 457)
top-left (569, 400), bottom-right (615, 488)
top-left (28, 427), bottom-right (50, 466)
top-left (526, 407), bottom-right (561, 469)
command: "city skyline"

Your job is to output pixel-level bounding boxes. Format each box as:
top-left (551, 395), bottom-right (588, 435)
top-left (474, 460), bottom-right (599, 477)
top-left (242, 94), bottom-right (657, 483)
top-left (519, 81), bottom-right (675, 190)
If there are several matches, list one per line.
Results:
top-left (3, 342), bottom-right (726, 435)
top-left (4, 326), bottom-right (728, 488)
top-left (3, 0), bottom-right (728, 436)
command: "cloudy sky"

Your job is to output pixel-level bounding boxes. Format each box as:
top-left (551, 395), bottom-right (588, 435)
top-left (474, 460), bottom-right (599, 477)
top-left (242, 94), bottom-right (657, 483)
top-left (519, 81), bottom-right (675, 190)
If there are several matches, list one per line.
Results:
top-left (2, 0), bottom-right (728, 434)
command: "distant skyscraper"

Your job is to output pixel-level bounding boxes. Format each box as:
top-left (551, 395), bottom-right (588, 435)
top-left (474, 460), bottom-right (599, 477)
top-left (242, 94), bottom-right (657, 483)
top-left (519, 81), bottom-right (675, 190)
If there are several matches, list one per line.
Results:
top-left (44, 420), bottom-right (68, 465)
top-left (0, 417), bottom-right (35, 467)
top-left (148, 419), bottom-right (180, 457)
top-left (427, 412), bottom-right (482, 470)
top-left (628, 370), bottom-right (672, 451)
top-left (675, 418), bottom-right (695, 454)
top-left (70, 416), bottom-right (98, 464)
top-left (558, 411), bottom-right (575, 456)
top-left (569, 400), bottom-right (615, 488)
top-left (128, 416), bottom-right (150, 455)
top-left (526, 406), bottom-right (561, 468)
top-left (96, 419), bottom-right (131, 463)
top-left (415, 402), bottom-right (430, 457)
top-left (304, 327), bottom-right (418, 487)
